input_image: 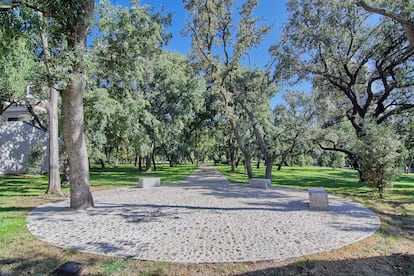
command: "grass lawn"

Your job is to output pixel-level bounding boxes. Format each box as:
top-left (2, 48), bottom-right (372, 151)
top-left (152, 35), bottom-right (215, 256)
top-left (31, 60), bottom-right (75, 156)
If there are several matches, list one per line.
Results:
top-left (0, 163), bottom-right (413, 275)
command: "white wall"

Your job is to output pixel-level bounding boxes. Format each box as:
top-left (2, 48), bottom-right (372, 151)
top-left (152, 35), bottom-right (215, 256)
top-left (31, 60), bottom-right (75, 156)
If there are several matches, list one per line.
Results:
top-left (0, 121), bottom-right (48, 174)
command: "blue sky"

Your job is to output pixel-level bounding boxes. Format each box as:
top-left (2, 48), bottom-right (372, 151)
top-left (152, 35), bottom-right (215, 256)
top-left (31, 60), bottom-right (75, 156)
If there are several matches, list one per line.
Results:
top-left (110, 0), bottom-right (289, 64)
top-left (106, 0), bottom-right (304, 106)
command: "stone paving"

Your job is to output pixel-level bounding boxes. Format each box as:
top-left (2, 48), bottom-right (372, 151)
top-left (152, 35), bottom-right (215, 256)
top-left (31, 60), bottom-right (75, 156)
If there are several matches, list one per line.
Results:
top-left (27, 165), bottom-right (380, 263)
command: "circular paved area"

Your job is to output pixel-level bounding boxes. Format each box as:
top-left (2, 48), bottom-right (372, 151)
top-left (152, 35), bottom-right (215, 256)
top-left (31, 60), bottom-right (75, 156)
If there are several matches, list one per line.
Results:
top-left (27, 166), bottom-right (380, 263)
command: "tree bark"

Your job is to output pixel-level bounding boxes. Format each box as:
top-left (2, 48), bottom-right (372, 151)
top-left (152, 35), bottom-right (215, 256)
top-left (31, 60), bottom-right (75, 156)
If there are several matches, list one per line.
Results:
top-left (62, 72), bottom-right (94, 209)
top-left (46, 86), bottom-right (62, 195)
top-left (229, 142), bottom-right (236, 172)
top-left (265, 158), bottom-right (274, 180)
top-left (138, 156), bottom-right (142, 171)
top-left (145, 154), bottom-right (152, 172)
top-left (238, 99), bottom-right (273, 180)
top-left (37, 16), bottom-right (62, 195)
top-left (230, 121), bottom-right (253, 178)
top-left (277, 133), bottom-right (299, 171)
top-left (152, 153), bottom-right (157, 171)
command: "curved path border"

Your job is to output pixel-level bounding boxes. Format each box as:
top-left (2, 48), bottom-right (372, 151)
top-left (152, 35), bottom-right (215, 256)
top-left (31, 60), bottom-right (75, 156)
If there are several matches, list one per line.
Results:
top-left (27, 165), bottom-right (380, 263)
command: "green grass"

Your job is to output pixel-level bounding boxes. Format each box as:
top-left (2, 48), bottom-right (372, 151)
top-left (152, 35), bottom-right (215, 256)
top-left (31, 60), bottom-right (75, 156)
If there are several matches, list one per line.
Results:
top-left (89, 163), bottom-right (198, 189)
top-left (0, 163), bottom-right (198, 197)
top-left (99, 258), bottom-right (127, 275)
top-left (0, 174), bottom-right (50, 197)
top-left (215, 164), bottom-right (414, 199)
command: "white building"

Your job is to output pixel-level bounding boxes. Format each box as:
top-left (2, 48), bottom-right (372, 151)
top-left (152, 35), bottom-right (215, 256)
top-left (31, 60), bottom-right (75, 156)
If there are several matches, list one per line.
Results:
top-left (0, 97), bottom-right (49, 174)
top-left (0, 120), bottom-right (48, 174)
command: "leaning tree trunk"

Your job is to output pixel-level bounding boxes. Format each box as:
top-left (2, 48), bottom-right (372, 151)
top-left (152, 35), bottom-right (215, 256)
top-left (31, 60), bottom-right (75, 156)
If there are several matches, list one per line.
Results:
top-left (62, 72), bottom-right (94, 210)
top-left (231, 121), bottom-right (254, 178)
top-left (237, 99), bottom-right (274, 180)
top-left (277, 133), bottom-right (299, 171)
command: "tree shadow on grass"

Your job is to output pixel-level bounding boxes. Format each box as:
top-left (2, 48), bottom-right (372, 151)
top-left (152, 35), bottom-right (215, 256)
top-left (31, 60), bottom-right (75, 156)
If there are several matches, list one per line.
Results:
top-left (0, 206), bottom-right (33, 213)
top-left (0, 255), bottom-right (61, 275)
top-left (0, 182), bottom-right (48, 197)
top-left (235, 253), bottom-right (414, 276)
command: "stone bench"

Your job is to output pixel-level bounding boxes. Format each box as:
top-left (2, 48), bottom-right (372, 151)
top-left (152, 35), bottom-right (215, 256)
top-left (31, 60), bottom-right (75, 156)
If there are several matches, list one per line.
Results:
top-left (138, 177), bottom-right (161, 188)
top-left (308, 188), bottom-right (329, 210)
top-left (249, 178), bottom-right (272, 189)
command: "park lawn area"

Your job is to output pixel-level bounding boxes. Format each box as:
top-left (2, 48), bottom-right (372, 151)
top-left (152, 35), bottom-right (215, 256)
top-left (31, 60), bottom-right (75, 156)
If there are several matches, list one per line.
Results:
top-left (0, 163), bottom-right (413, 275)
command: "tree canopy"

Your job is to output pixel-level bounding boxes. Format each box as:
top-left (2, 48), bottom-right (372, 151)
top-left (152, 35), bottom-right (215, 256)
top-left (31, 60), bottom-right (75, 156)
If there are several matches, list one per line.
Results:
top-left (1, 0), bottom-right (413, 199)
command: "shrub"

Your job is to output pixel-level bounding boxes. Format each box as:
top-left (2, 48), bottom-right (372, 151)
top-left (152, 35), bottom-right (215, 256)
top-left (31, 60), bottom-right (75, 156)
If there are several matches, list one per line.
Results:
top-left (356, 123), bottom-right (401, 198)
top-left (26, 141), bottom-right (46, 175)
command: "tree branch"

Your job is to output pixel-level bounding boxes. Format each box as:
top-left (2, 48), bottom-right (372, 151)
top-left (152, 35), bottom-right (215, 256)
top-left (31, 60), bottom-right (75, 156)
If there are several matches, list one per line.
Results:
top-left (356, 0), bottom-right (414, 47)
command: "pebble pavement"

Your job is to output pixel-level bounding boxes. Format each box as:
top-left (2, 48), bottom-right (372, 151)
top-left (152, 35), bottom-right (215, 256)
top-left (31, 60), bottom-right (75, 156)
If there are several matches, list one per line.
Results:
top-left (27, 165), bottom-right (380, 263)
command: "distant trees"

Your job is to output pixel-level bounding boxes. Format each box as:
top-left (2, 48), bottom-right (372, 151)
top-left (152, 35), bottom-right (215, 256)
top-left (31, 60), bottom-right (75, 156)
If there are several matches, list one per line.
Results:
top-left (87, 1), bottom-right (205, 170)
top-left (183, 0), bottom-right (278, 179)
top-left (274, 0), bottom-right (414, 194)
top-left (2, 0), bottom-right (412, 200)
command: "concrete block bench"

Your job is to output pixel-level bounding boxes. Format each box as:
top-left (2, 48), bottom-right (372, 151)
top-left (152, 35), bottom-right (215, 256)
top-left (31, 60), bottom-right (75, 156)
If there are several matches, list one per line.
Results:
top-left (138, 177), bottom-right (161, 188)
top-left (308, 188), bottom-right (329, 210)
top-left (249, 178), bottom-right (272, 189)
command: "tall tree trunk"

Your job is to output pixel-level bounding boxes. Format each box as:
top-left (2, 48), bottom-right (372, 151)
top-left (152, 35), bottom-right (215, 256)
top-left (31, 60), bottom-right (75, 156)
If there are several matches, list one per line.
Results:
top-left (235, 157), bottom-right (240, 168)
top-left (46, 86), bottom-right (62, 195)
top-left (38, 19), bottom-right (62, 195)
top-left (138, 156), bottom-right (142, 171)
top-left (152, 142), bottom-right (156, 171)
top-left (152, 153), bottom-right (157, 171)
top-left (56, 0), bottom-right (95, 209)
top-left (230, 146), bottom-right (236, 173)
top-left (265, 158), bottom-right (274, 180)
top-left (230, 160), bottom-right (235, 172)
top-left (62, 72), bottom-right (94, 210)
top-left (145, 154), bottom-right (152, 172)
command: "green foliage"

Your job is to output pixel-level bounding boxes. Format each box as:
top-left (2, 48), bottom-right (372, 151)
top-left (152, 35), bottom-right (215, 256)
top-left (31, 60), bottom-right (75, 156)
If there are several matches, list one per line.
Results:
top-left (0, 32), bottom-right (37, 103)
top-left (317, 151), bottom-right (345, 168)
top-left (26, 142), bottom-right (46, 175)
top-left (94, 0), bottom-right (166, 94)
top-left (356, 123), bottom-right (402, 197)
top-left (276, 0), bottom-right (413, 185)
top-left (83, 88), bottom-right (121, 162)
top-left (92, 1), bottom-right (207, 166)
